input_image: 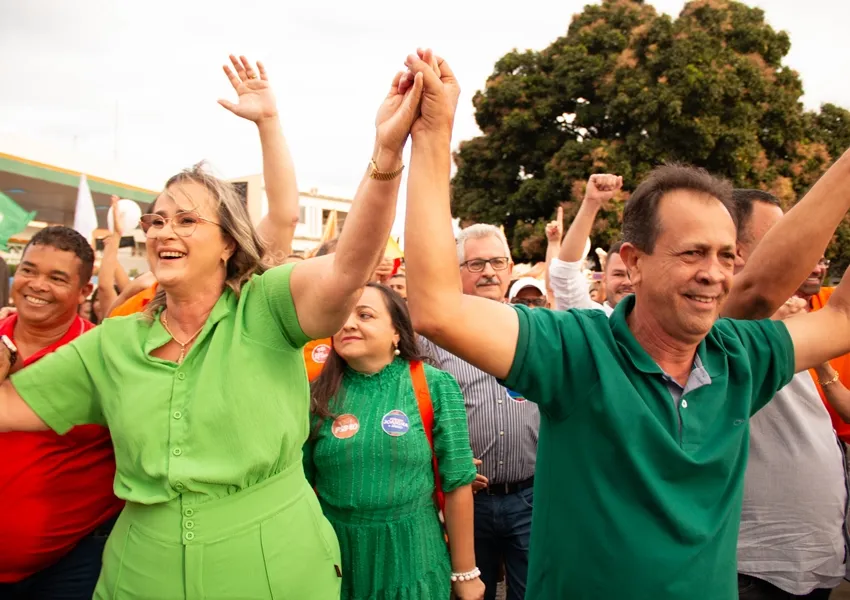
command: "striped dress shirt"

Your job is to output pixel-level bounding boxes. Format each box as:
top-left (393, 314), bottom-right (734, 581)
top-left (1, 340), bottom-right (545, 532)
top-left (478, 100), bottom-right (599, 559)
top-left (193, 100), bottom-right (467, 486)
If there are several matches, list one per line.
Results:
top-left (420, 338), bottom-right (539, 484)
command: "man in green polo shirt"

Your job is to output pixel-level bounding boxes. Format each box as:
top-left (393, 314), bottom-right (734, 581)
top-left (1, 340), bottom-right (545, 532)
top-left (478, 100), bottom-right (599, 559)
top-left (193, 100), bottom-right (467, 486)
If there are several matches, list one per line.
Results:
top-left (400, 53), bottom-right (850, 600)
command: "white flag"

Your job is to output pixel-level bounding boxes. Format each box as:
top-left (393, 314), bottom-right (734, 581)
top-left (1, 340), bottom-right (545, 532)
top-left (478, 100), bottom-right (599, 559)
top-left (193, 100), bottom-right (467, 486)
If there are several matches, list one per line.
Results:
top-left (74, 174), bottom-right (98, 242)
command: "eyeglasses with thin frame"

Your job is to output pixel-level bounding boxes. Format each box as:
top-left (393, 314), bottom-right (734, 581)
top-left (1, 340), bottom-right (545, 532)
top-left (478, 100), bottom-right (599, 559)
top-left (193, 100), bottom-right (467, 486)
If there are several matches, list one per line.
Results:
top-left (511, 297), bottom-right (547, 308)
top-left (139, 211), bottom-right (221, 238)
top-left (461, 257), bottom-right (511, 273)
top-left (818, 258), bottom-right (831, 268)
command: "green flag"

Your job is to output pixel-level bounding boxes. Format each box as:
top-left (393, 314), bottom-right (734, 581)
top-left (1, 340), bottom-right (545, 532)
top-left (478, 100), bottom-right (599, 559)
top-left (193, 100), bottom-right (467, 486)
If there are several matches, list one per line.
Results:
top-left (0, 192), bottom-right (35, 250)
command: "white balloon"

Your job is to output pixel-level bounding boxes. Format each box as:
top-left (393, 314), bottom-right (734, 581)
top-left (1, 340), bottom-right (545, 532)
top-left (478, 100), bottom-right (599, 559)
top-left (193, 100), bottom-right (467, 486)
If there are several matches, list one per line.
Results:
top-left (107, 199), bottom-right (143, 233)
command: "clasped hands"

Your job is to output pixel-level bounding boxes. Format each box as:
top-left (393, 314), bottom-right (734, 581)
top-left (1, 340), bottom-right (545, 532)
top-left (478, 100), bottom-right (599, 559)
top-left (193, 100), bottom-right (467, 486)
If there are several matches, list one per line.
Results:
top-left (372, 48), bottom-right (460, 164)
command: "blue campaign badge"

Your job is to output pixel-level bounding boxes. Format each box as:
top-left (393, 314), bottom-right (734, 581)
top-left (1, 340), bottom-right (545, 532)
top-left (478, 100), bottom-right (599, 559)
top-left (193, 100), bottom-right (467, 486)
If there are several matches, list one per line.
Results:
top-left (507, 389), bottom-right (527, 403)
top-left (381, 410), bottom-right (410, 436)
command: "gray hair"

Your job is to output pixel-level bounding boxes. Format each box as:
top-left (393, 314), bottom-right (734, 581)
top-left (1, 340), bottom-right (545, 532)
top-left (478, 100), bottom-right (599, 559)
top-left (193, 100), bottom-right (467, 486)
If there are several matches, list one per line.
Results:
top-left (456, 223), bottom-right (511, 263)
top-left (144, 162), bottom-right (267, 318)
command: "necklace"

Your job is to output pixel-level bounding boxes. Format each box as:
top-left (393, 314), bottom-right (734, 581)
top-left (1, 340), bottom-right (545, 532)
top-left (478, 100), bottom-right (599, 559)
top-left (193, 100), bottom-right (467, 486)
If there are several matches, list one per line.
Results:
top-left (161, 311), bottom-right (205, 365)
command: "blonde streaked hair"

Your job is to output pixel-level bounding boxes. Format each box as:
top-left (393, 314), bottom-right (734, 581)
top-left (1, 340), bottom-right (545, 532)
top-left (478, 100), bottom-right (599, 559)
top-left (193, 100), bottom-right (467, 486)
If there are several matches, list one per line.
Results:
top-left (144, 162), bottom-right (267, 318)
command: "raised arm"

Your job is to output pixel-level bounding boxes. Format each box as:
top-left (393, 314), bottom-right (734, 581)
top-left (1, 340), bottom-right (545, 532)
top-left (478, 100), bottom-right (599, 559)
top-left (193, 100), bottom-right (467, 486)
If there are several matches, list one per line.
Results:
top-left (557, 174), bottom-right (622, 263)
top-left (724, 147), bottom-right (850, 319)
top-left (288, 64), bottom-right (424, 339)
top-left (785, 267), bottom-right (850, 372)
top-left (96, 196), bottom-right (125, 320)
top-left (219, 55), bottom-right (299, 266)
top-left (549, 174), bottom-right (621, 311)
top-left (403, 52), bottom-right (517, 380)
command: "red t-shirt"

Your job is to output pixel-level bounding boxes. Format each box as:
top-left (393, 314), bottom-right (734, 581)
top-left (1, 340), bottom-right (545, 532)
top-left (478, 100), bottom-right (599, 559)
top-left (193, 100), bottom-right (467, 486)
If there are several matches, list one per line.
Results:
top-left (0, 315), bottom-right (124, 582)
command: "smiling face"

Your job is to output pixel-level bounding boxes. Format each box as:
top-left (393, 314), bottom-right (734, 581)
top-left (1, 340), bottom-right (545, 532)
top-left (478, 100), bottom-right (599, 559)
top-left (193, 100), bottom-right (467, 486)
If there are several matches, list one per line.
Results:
top-left (459, 236), bottom-right (513, 301)
top-left (145, 181), bottom-right (235, 292)
top-left (603, 252), bottom-right (633, 307)
top-left (13, 244), bottom-right (93, 328)
top-left (332, 286), bottom-right (400, 366)
top-left (623, 190), bottom-right (737, 344)
top-left (798, 258), bottom-right (828, 298)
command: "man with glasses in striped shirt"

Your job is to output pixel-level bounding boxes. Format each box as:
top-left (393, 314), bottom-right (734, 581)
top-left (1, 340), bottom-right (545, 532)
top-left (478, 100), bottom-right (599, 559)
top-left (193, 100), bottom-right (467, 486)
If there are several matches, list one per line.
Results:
top-left (420, 223), bottom-right (538, 600)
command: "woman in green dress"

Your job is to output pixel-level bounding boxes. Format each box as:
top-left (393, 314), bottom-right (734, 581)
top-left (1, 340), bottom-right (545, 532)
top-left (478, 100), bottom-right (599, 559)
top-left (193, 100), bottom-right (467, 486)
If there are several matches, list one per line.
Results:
top-left (305, 283), bottom-right (485, 600)
top-left (0, 56), bottom-right (426, 598)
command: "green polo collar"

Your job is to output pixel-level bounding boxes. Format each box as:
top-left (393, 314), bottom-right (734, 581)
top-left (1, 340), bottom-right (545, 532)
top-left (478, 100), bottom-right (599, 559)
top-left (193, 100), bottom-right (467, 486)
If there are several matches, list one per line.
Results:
top-left (609, 295), bottom-right (722, 380)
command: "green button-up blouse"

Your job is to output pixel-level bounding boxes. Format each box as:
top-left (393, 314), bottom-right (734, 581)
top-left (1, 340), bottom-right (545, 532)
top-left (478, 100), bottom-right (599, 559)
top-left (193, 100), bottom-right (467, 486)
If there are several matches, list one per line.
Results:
top-left (11, 264), bottom-right (312, 507)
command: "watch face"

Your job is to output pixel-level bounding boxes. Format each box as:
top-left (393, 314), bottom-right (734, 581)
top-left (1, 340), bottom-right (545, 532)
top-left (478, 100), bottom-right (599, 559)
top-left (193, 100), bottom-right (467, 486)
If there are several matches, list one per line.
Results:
top-left (0, 335), bottom-right (16, 353)
top-left (0, 334), bottom-right (17, 363)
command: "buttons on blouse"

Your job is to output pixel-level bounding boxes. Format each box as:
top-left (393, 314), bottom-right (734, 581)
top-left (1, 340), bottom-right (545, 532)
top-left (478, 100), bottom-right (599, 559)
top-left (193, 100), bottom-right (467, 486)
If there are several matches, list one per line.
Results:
top-left (184, 508), bottom-right (194, 517)
top-left (174, 481), bottom-right (185, 492)
top-left (185, 531), bottom-right (195, 541)
top-left (172, 411), bottom-right (182, 420)
top-left (681, 399), bottom-right (688, 409)
top-left (177, 372), bottom-right (186, 381)
top-left (172, 448), bottom-right (183, 457)
top-left (184, 520), bottom-right (194, 529)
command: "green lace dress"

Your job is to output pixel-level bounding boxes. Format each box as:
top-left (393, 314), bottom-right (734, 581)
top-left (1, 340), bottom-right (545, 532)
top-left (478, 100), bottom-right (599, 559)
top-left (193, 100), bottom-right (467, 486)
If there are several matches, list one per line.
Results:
top-left (303, 358), bottom-right (476, 600)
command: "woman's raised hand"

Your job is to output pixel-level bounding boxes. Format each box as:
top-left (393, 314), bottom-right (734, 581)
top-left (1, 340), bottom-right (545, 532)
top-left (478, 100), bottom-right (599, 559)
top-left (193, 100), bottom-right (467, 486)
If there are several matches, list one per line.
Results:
top-left (218, 55), bottom-right (278, 124)
top-left (374, 66), bottom-right (425, 158)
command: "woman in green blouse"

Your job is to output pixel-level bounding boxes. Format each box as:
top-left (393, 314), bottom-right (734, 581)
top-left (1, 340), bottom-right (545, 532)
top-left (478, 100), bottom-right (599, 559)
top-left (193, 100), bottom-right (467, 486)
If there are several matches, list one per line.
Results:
top-left (305, 283), bottom-right (485, 600)
top-left (0, 56), bottom-right (425, 599)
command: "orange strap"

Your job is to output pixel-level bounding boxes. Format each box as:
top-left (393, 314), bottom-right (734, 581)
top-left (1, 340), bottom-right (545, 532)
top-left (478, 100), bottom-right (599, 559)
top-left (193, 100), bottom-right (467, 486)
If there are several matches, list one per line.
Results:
top-left (410, 360), bottom-right (445, 513)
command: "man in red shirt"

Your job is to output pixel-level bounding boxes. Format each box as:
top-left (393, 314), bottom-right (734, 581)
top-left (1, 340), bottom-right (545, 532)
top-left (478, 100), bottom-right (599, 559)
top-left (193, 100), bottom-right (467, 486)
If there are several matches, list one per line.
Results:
top-left (0, 226), bottom-right (123, 599)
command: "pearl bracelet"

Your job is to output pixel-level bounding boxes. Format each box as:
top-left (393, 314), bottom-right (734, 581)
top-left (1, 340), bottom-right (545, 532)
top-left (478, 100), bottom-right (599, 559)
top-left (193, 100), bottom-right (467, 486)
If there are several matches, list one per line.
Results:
top-left (451, 567), bottom-right (481, 582)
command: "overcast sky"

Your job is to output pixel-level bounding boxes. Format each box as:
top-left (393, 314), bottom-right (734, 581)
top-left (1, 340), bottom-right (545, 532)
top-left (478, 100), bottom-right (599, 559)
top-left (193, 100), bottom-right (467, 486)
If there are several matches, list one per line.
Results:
top-left (1, 0), bottom-right (848, 229)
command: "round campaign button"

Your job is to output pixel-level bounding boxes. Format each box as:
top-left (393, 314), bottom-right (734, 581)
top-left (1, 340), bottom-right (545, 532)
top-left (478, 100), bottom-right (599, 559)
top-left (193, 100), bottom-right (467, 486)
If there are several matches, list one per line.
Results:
top-left (507, 389), bottom-right (527, 403)
top-left (331, 414), bottom-right (360, 439)
top-left (312, 344), bottom-right (331, 364)
top-left (381, 410), bottom-right (410, 437)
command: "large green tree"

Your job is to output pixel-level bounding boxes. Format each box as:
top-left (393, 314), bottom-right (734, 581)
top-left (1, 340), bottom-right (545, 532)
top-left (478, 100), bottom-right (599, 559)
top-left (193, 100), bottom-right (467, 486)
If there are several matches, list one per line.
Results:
top-left (452, 0), bottom-right (850, 271)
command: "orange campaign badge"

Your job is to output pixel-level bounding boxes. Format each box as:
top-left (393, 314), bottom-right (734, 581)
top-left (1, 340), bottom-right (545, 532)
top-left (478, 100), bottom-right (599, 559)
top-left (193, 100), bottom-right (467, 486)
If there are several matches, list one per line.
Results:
top-left (312, 343), bottom-right (331, 364)
top-left (331, 414), bottom-right (360, 439)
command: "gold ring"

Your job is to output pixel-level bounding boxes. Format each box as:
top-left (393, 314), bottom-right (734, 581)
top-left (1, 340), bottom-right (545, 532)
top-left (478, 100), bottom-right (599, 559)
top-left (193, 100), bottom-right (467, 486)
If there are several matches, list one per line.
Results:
top-left (249, 73), bottom-right (258, 79)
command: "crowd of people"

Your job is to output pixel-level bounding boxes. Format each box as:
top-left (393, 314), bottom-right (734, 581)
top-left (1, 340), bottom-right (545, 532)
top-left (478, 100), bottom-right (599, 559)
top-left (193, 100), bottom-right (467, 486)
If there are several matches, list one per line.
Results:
top-left (3, 48), bottom-right (850, 600)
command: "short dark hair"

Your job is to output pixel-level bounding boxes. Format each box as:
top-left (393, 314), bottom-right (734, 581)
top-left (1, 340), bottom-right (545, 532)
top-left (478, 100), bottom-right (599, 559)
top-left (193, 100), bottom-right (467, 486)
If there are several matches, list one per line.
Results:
top-left (315, 238), bottom-right (338, 257)
top-left (24, 226), bottom-right (94, 284)
top-left (622, 165), bottom-right (736, 253)
top-left (310, 283), bottom-right (424, 424)
top-left (731, 189), bottom-right (782, 243)
top-left (604, 241), bottom-right (624, 272)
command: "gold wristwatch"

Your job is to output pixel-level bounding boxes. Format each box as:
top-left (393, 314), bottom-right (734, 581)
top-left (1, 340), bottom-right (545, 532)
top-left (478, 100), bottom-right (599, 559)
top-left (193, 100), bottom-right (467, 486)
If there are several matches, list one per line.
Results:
top-left (369, 158), bottom-right (405, 181)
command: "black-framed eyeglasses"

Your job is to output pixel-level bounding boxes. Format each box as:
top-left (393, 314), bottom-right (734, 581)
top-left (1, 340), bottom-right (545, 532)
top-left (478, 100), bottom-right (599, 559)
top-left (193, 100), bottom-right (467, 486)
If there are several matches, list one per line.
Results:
top-left (511, 297), bottom-right (547, 308)
top-left (139, 211), bottom-right (221, 238)
top-left (461, 257), bottom-right (510, 273)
